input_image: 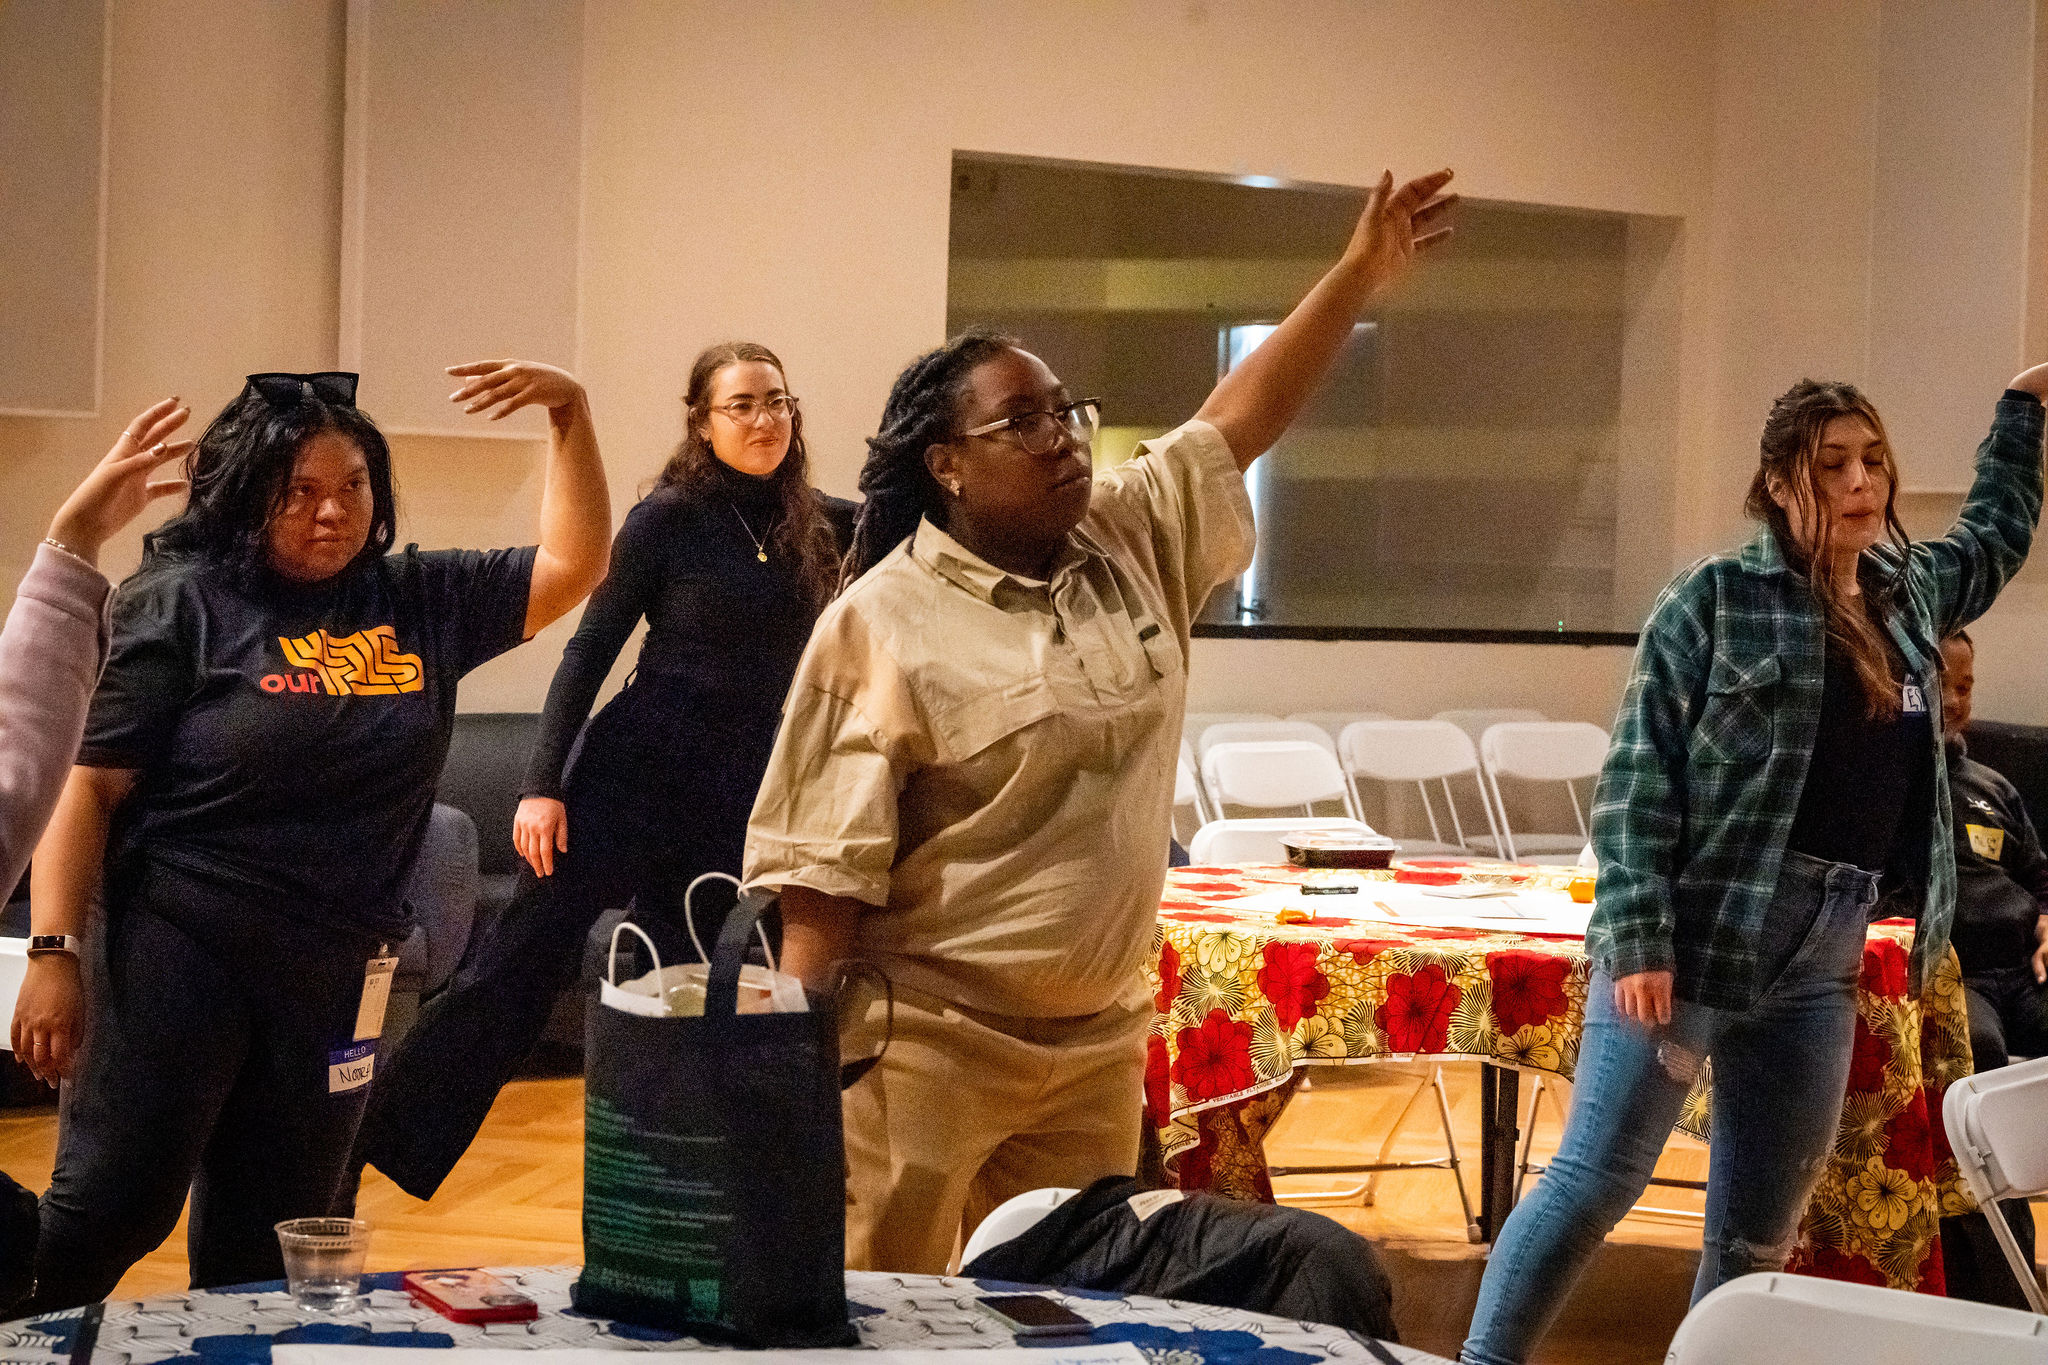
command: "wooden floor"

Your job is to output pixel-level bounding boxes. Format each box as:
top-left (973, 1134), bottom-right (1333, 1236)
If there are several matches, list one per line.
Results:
top-left (0, 1063), bottom-right (2038, 1364)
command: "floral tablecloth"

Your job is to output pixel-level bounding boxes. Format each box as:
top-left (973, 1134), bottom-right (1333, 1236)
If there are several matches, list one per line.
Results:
top-left (1144, 863), bottom-right (1975, 1293)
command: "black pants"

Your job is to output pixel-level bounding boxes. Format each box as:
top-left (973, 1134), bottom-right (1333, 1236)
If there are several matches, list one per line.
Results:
top-left (32, 870), bottom-right (385, 1310)
top-left (356, 696), bottom-right (765, 1200)
top-left (1937, 966), bottom-right (2045, 1309)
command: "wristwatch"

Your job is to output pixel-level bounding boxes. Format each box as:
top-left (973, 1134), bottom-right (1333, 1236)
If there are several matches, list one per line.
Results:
top-left (26, 934), bottom-right (80, 958)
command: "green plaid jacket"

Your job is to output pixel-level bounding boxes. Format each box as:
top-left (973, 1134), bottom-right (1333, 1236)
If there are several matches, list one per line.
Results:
top-left (1586, 392), bottom-right (2045, 1010)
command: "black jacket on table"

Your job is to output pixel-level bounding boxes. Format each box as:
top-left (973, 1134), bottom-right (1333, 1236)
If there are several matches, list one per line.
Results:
top-left (1947, 736), bottom-right (2048, 978)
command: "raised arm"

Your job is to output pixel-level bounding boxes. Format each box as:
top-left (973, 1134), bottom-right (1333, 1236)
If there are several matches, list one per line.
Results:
top-left (447, 361), bottom-right (612, 636)
top-left (1195, 168), bottom-right (1455, 470)
top-left (1913, 363), bottom-right (2048, 638)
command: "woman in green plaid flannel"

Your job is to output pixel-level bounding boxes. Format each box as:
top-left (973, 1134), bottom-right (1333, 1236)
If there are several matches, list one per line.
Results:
top-left (1464, 361), bottom-right (2048, 1365)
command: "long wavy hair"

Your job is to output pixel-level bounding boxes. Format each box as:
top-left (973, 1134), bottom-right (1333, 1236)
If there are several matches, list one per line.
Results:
top-left (144, 383), bottom-right (397, 582)
top-left (1744, 379), bottom-right (1911, 719)
top-left (656, 341), bottom-right (838, 610)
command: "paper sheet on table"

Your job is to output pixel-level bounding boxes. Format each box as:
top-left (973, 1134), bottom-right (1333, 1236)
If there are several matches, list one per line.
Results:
top-left (1218, 886), bottom-right (1594, 937)
top-left (276, 1348), bottom-right (1148, 1365)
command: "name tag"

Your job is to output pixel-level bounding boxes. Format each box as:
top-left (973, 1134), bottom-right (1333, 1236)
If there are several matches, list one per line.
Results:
top-left (1902, 682), bottom-right (1927, 714)
top-left (355, 952), bottom-right (399, 1042)
top-left (1967, 823), bottom-right (2006, 860)
top-left (329, 1041), bottom-right (376, 1093)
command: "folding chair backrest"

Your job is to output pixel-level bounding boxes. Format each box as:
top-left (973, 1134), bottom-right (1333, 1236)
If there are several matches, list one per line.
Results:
top-left (1666, 1273), bottom-right (2048, 1364)
top-left (1202, 740), bottom-right (1351, 810)
top-left (1945, 1054), bottom-right (2048, 1201)
top-left (1200, 719), bottom-right (1337, 759)
top-left (1187, 817), bottom-right (1377, 864)
top-left (1433, 707), bottom-right (1546, 749)
top-left (1286, 711), bottom-right (1392, 747)
top-left (1339, 719), bottom-right (1480, 782)
top-left (960, 1187), bottom-right (1080, 1267)
top-left (1183, 711), bottom-right (1281, 753)
top-left (1480, 722), bottom-right (1611, 782)
top-left (1174, 753), bottom-right (1203, 810)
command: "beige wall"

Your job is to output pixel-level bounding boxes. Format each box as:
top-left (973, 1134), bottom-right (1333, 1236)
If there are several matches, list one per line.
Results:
top-left (3, 0), bottom-right (2044, 731)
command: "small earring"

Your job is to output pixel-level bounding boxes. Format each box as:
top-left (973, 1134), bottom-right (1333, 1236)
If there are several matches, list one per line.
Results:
top-left (947, 480), bottom-right (961, 495)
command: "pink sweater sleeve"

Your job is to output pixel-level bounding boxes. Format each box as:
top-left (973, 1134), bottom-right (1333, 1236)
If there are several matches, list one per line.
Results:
top-left (0, 544), bottom-right (112, 895)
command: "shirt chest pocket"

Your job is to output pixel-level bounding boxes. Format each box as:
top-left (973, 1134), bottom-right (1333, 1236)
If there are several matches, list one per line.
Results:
top-left (1691, 652), bottom-right (1779, 766)
top-left (929, 675), bottom-right (1063, 765)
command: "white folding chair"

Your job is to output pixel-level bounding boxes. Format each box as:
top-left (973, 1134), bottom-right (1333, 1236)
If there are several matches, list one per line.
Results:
top-left (1197, 719), bottom-right (1340, 760)
top-left (1201, 740), bottom-right (1362, 820)
top-left (1478, 721), bottom-right (1612, 864)
top-left (1667, 1272), bottom-right (2048, 1364)
top-left (1286, 710), bottom-right (1392, 749)
top-left (1186, 817), bottom-right (1378, 865)
top-left (1944, 1053), bottom-right (2048, 1312)
top-left (959, 1186), bottom-right (1080, 1268)
top-left (1337, 719), bottom-right (1502, 856)
top-left (1182, 711), bottom-right (1281, 754)
top-left (1173, 745), bottom-right (1212, 842)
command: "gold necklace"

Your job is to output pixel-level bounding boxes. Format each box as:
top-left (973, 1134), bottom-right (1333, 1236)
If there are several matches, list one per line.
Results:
top-left (730, 503), bottom-right (769, 562)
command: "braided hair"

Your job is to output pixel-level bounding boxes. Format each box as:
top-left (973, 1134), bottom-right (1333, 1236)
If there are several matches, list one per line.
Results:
top-left (839, 328), bottom-right (1019, 591)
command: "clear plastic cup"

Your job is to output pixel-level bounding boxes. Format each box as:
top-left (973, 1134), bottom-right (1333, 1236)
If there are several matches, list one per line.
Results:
top-left (274, 1217), bottom-right (371, 1313)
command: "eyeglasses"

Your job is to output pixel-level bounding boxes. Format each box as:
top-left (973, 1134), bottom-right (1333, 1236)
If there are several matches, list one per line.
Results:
top-left (959, 398), bottom-right (1101, 456)
top-left (706, 395), bottom-right (799, 426)
top-left (245, 372), bottom-right (360, 408)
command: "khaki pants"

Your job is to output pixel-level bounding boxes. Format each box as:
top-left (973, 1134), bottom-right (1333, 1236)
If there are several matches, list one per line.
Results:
top-left (841, 980), bottom-right (1149, 1274)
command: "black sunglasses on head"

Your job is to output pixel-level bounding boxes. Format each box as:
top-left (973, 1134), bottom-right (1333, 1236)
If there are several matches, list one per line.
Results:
top-left (244, 371), bottom-right (360, 408)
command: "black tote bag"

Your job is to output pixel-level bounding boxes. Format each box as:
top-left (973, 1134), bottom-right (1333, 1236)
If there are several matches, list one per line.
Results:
top-left (571, 890), bottom-right (887, 1345)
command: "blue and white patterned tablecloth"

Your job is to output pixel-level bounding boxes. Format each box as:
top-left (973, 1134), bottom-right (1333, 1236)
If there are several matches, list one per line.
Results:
top-left (0, 1267), bottom-right (1446, 1365)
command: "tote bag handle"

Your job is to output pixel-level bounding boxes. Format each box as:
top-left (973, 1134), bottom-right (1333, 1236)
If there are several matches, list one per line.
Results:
top-left (606, 918), bottom-right (664, 987)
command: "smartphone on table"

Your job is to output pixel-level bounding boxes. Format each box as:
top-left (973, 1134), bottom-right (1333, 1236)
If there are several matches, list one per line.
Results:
top-left (404, 1269), bottom-right (539, 1323)
top-left (975, 1293), bottom-right (1093, 1337)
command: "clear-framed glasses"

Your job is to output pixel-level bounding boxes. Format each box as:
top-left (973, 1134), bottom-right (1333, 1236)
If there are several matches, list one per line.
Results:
top-left (960, 397), bottom-right (1102, 456)
top-left (706, 394), bottom-right (799, 426)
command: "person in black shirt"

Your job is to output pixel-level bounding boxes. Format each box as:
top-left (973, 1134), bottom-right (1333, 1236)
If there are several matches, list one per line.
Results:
top-left (1933, 628), bottom-right (2046, 1308)
top-left (17, 361), bottom-right (612, 1308)
top-left (355, 341), bottom-right (852, 1200)
top-left (1938, 630), bottom-right (2048, 1064)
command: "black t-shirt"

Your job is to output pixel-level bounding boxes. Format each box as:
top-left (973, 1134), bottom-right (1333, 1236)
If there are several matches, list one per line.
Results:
top-left (80, 544), bottom-right (537, 938)
top-left (1786, 622), bottom-right (1933, 873)
top-left (520, 466), bottom-right (855, 798)
top-left (1948, 740), bottom-right (2048, 975)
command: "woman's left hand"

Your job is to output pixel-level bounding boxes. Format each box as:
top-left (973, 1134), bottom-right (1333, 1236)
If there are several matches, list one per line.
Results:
top-left (1341, 168), bottom-right (1457, 298)
top-left (2009, 362), bottom-right (2048, 399)
top-left (447, 360), bottom-right (586, 421)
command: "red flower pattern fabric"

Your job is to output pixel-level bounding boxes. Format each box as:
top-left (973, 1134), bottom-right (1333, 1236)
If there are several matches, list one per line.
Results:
top-left (1488, 949), bottom-right (1571, 1036)
top-left (1847, 1015), bottom-right (1891, 1094)
top-left (1882, 1100), bottom-right (1935, 1181)
top-left (1145, 1032), bottom-right (1172, 1125)
top-left (1256, 942), bottom-right (1330, 1029)
top-left (1177, 1009), bottom-right (1256, 1101)
top-left (1156, 941), bottom-right (1182, 1013)
top-left (1377, 964), bottom-right (1460, 1052)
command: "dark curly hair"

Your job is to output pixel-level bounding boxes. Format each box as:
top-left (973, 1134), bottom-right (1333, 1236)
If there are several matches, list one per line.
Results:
top-left (144, 382), bottom-right (397, 582)
top-left (840, 328), bottom-right (1019, 590)
top-left (1744, 378), bottom-right (1911, 719)
top-left (656, 341), bottom-right (839, 611)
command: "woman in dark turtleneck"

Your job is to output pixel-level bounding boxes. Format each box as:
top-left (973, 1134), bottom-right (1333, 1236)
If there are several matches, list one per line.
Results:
top-left (357, 341), bottom-right (853, 1200)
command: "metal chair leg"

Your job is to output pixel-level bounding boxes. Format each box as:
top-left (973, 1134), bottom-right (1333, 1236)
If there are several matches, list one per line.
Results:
top-left (1359, 1065), bottom-right (1434, 1208)
top-left (1431, 1064), bottom-right (1482, 1243)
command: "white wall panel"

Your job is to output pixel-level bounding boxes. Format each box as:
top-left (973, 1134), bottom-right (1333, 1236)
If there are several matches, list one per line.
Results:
top-left (0, 0), bottom-right (108, 416)
top-left (341, 0), bottom-right (581, 437)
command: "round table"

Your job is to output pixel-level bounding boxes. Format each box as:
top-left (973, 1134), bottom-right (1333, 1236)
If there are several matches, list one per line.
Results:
top-left (0, 1267), bottom-right (1450, 1365)
top-left (1147, 862), bottom-right (1976, 1293)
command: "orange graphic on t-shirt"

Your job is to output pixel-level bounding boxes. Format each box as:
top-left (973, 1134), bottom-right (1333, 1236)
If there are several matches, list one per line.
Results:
top-left (276, 626), bottom-right (424, 696)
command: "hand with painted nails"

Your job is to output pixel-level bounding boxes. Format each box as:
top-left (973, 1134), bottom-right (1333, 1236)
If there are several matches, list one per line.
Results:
top-left (45, 398), bottom-right (194, 567)
top-left (446, 359), bottom-right (587, 423)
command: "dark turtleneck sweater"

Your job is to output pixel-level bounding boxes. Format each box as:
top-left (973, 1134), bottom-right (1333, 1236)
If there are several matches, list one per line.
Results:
top-left (521, 462), bottom-right (855, 798)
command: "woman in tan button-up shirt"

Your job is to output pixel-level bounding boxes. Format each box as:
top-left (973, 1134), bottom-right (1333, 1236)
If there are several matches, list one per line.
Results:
top-left (745, 169), bottom-right (1457, 1273)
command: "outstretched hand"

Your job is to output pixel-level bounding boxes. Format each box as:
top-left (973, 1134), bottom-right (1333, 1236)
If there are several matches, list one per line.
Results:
top-left (1343, 168), bottom-right (1457, 299)
top-left (46, 398), bottom-right (195, 567)
top-left (448, 360), bottom-right (586, 422)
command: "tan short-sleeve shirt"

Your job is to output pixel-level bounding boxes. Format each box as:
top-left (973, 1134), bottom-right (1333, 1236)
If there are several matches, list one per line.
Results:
top-left (744, 419), bottom-right (1255, 1018)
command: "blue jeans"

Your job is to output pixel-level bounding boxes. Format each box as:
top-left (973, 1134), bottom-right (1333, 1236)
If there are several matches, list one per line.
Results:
top-left (1461, 851), bottom-right (1879, 1365)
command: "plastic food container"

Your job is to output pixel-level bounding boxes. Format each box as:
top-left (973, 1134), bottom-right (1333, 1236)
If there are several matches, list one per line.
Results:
top-left (1282, 831), bottom-right (1399, 869)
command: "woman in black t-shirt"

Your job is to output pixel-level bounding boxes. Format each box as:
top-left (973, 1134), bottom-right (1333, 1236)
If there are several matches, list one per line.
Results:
top-left (16, 362), bottom-right (611, 1309)
top-left (356, 340), bottom-right (853, 1200)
